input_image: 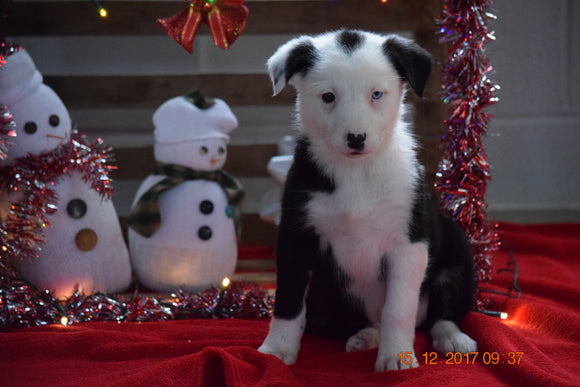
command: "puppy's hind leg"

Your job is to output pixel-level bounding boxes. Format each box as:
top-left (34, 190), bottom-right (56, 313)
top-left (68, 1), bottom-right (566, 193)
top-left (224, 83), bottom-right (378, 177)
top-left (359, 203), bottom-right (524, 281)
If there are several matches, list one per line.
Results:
top-left (346, 326), bottom-right (379, 352)
top-left (430, 320), bottom-right (477, 354)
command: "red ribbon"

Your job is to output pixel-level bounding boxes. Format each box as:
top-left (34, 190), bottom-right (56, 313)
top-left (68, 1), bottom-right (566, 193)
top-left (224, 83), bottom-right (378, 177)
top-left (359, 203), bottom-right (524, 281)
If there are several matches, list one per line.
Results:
top-left (157, 0), bottom-right (249, 54)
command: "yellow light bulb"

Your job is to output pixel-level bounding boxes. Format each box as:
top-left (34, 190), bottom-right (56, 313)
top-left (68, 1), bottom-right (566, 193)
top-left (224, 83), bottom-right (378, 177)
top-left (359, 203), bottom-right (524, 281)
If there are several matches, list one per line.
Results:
top-left (222, 277), bottom-right (230, 288)
top-left (99, 8), bottom-right (108, 18)
top-left (500, 312), bottom-right (508, 320)
top-left (60, 316), bottom-right (69, 326)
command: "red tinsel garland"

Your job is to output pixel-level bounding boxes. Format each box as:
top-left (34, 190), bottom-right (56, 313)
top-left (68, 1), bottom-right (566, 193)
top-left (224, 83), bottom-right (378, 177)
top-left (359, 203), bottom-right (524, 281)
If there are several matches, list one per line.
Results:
top-left (0, 106), bottom-right (15, 162)
top-left (0, 131), bottom-right (115, 260)
top-left (435, 0), bottom-right (501, 306)
top-left (0, 279), bottom-right (274, 329)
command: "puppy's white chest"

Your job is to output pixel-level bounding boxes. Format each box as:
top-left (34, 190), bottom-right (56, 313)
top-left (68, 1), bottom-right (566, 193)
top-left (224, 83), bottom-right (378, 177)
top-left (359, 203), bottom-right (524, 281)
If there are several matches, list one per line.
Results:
top-left (307, 176), bottom-right (411, 279)
top-left (305, 163), bottom-right (415, 322)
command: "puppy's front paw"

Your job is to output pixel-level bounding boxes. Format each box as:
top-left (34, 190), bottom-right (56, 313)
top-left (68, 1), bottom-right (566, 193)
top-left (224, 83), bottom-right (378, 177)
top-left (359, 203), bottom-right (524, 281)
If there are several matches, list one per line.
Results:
top-left (375, 349), bottom-right (419, 372)
top-left (258, 342), bottom-right (299, 365)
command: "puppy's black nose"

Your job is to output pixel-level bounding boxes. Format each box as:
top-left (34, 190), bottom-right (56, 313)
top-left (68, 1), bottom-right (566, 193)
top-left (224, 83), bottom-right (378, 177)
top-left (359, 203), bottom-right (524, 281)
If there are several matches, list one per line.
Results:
top-left (346, 133), bottom-right (366, 151)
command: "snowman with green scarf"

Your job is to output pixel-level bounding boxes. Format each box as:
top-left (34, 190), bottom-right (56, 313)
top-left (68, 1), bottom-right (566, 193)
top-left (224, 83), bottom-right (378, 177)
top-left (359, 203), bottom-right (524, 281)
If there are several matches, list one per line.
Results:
top-left (127, 91), bottom-right (243, 292)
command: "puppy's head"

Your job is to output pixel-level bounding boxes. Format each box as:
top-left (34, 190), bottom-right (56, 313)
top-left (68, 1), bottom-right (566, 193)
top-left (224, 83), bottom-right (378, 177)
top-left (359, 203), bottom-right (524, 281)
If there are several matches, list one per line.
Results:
top-left (267, 30), bottom-right (431, 159)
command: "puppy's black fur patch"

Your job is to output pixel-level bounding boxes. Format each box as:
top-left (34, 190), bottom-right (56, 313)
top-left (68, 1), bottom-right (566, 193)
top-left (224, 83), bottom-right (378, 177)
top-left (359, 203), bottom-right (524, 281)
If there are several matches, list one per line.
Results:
top-left (284, 42), bottom-right (318, 84)
top-left (382, 36), bottom-right (432, 98)
top-left (337, 30), bottom-right (365, 55)
top-left (273, 137), bottom-right (334, 320)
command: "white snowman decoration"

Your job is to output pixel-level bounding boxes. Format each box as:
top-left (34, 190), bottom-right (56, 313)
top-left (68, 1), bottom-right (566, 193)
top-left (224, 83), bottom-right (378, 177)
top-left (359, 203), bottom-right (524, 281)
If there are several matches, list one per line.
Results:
top-left (127, 91), bottom-right (243, 292)
top-left (0, 48), bottom-right (132, 299)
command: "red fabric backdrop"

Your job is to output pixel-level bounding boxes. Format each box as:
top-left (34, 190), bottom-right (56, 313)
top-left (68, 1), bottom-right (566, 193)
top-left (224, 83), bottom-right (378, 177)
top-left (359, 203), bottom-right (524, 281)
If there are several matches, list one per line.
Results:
top-left (1, 222), bottom-right (579, 386)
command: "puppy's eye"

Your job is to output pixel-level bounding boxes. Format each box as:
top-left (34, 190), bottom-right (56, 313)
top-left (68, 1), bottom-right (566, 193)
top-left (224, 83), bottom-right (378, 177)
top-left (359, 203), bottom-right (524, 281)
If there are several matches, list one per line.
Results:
top-left (321, 92), bottom-right (335, 104)
top-left (199, 146), bottom-right (209, 155)
top-left (372, 91), bottom-right (383, 100)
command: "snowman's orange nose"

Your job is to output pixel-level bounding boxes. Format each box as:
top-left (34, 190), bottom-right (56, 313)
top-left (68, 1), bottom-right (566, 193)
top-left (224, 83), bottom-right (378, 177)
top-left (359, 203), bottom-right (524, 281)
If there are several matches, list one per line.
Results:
top-left (46, 134), bottom-right (65, 140)
top-left (75, 228), bottom-right (98, 251)
top-left (210, 158), bottom-right (222, 166)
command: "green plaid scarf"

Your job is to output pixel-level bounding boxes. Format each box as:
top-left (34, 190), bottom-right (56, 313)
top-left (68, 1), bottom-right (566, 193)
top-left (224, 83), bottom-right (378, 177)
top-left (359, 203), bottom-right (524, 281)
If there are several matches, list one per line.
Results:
top-left (126, 161), bottom-right (244, 239)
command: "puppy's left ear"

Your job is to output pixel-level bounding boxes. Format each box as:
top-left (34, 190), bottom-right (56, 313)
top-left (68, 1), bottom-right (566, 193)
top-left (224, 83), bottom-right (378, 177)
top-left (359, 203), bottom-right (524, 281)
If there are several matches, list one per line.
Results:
top-left (382, 36), bottom-right (432, 98)
top-left (267, 36), bottom-right (317, 96)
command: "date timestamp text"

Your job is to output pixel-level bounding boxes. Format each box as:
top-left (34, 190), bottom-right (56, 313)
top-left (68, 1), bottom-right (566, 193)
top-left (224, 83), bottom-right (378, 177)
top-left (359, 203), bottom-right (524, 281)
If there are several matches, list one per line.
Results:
top-left (397, 351), bottom-right (524, 366)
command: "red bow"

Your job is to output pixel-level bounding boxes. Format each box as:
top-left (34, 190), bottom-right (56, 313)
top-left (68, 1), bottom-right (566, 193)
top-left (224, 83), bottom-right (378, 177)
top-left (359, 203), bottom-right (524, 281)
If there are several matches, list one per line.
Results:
top-left (157, 0), bottom-right (249, 54)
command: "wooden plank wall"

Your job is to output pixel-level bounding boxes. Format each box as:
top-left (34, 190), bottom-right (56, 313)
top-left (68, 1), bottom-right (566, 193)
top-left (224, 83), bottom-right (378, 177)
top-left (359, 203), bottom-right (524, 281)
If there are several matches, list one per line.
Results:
top-left (5, 0), bottom-right (446, 246)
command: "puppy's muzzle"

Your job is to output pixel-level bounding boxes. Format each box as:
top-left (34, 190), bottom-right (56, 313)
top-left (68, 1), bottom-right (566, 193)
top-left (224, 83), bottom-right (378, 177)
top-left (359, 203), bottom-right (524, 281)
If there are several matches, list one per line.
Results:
top-left (346, 132), bottom-right (366, 152)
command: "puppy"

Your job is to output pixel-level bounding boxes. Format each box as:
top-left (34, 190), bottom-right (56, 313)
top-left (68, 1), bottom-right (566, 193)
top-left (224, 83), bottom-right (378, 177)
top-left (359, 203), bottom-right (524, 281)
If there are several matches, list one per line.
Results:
top-left (258, 30), bottom-right (477, 372)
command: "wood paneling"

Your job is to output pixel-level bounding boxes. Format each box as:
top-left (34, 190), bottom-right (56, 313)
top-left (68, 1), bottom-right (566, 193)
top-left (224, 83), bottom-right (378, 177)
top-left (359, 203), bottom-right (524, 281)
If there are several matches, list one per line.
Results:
top-left (45, 72), bottom-right (443, 110)
top-left (113, 143), bottom-right (278, 180)
top-left (7, 0), bottom-right (441, 36)
top-left (44, 74), bottom-right (295, 109)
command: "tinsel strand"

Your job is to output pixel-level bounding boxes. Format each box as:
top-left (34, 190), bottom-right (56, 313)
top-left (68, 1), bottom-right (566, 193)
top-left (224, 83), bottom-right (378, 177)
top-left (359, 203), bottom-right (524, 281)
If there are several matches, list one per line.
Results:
top-left (435, 0), bottom-right (501, 304)
top-left (0, 131), bottom-right (115, 260)
top-left (0, 280), bottom-right (274, 329)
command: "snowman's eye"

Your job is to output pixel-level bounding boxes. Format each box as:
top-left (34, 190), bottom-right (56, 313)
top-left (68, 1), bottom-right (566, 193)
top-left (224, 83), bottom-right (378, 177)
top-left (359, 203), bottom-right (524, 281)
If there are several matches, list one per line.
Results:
top-left (24, 121), bottom-right (37, 135)
top-left (218, 147), bottom-right (225, 155)
top-left (199, 146), bottom-right (209, 155)
top-left (49, 114), bottom-right (60, 127)
top-left (67, 198), bottom-right (87, 219)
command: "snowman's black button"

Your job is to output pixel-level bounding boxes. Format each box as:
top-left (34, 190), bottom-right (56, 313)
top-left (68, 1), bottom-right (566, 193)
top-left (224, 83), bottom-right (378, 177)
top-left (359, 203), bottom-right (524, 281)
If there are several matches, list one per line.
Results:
top-left (199, 200), bottom-right (214, 215)
top-left (67, 199), bottom-right (87, 219)
top-left (198, 226), bottom-right (212, 241)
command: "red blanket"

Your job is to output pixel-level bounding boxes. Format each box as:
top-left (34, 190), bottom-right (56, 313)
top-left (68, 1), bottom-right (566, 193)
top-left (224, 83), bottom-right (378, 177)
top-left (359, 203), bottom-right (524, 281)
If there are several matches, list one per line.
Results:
top-left (1, 223), bottom-right (579, 386)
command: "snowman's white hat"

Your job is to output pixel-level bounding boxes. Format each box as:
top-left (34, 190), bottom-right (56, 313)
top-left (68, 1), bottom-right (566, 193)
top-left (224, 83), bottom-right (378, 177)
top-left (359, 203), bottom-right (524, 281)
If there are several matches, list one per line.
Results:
top-left (0, 49), bottom-right (43, 107)
top-left (153, 91), bottom-right (238, 144)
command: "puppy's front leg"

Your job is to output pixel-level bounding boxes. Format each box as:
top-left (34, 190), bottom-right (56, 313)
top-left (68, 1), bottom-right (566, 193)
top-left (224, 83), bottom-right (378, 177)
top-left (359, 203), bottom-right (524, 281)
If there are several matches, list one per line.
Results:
top-left (258, 302), bottom-right (306, 365)
top-left (258, 266), bottom-right (309, 364)
top-left (376, 242), bottom-right (428, 371)
top-left (258, 221), bottom-right (315, 364)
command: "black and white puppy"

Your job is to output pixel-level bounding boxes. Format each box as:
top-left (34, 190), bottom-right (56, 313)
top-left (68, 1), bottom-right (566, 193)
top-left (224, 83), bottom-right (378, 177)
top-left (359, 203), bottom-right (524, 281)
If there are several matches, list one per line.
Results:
top-left (258, 30), bottom-right (477, 372)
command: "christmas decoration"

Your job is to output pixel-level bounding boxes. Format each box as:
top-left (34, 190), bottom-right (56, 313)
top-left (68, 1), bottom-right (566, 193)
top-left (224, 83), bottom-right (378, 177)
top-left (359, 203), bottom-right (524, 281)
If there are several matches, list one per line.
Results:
top-left (434, 0), bottom-right (501, 304)
top-left (157, 0), bottom-right (249, 53)
top-left (0, 278), bottom-right (274, 329)
top-left (0, 106), bottom-right (16, 163)
top-left (259, 135), bottom-right (295, 225)
top-left (0, 48), bottom-right (131, 299)
top-left (127, 90), bottom-right (244, 293)
top-left (0, 131), bottom-right (115, 259)
top-left (0, 106), bottom-right (16, 257)
top-left (89, 0), bottom-right (108, 18)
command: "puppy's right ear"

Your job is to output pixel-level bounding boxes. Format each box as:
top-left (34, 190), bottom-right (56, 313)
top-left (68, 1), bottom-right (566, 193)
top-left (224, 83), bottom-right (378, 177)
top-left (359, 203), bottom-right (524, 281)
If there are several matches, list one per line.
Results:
top-left (267, 37), bottom-right (317, 96)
